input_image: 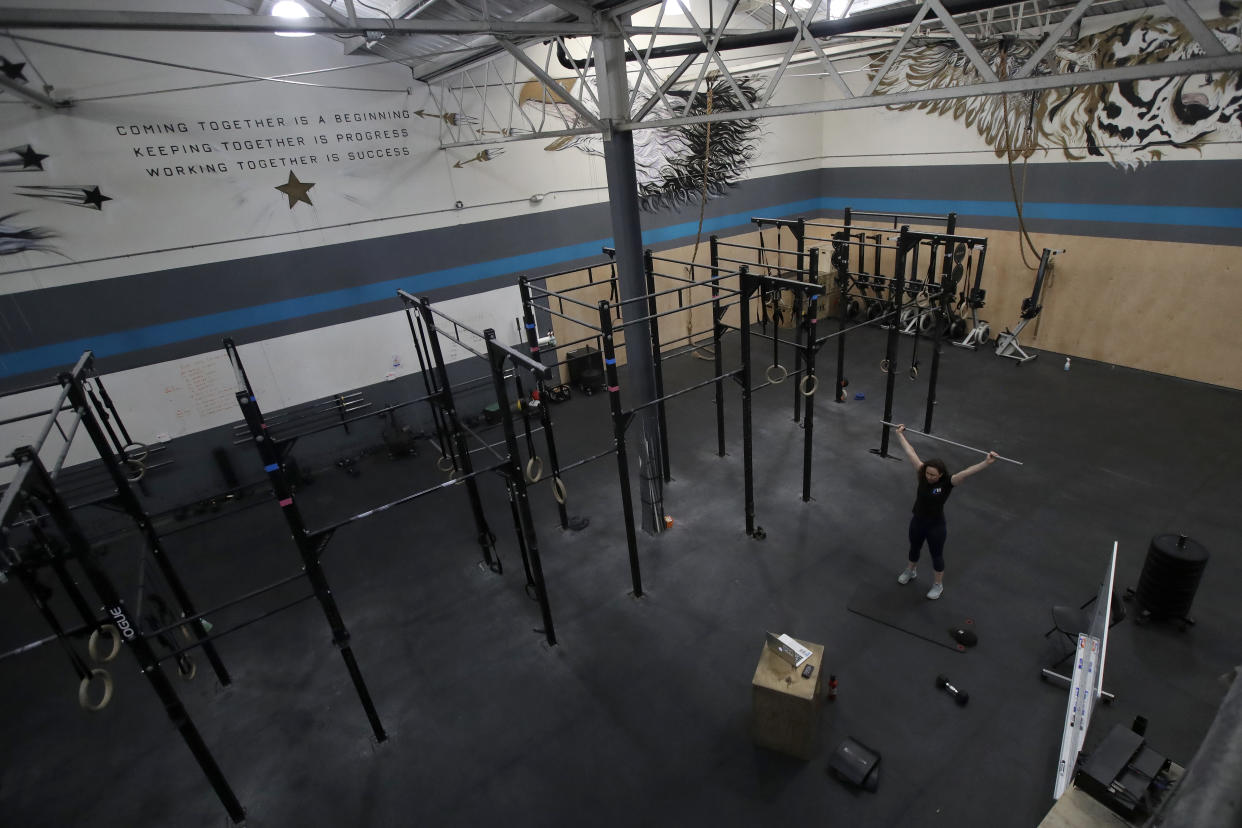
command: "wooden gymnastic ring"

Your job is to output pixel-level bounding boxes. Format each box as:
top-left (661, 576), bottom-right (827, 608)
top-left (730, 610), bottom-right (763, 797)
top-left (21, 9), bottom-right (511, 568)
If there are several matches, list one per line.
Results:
top-left (78, 668), bottom-right (114, 712)
top-left (176, 654), bottom-right (197, 681)
top-left (552, 476), bottom-right (567, 505)
top-left (799, 375), bottom-right (819, 397)
top-left (525, 455), bottom-right (543, 483)
top-left (880, 359), bottom-right (890, 373)
top-left (765, 364), bottom-right (788, 384)
top-left (122, 442), bottom-right (149, 462)
top-left (436, 454), bottom-right (455, 473)
top-left (88, 624), bottom-right (121, 663)
top-left (909, 364), bottom-right (919, 380)
top-left (916, 289), bottom-right (931, 309)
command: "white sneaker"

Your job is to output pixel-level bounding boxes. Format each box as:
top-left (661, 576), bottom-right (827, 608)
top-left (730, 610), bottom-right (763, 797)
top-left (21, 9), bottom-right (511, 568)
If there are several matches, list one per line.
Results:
top-left (897, 567), bottom-right (917, 585)
top-left (927, 583), bottom-right (944, 600)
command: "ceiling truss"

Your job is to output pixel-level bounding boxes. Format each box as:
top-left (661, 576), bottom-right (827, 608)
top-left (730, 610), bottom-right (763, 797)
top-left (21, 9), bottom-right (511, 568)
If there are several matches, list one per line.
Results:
top-left (1, 1), bottom-right (1239, 149)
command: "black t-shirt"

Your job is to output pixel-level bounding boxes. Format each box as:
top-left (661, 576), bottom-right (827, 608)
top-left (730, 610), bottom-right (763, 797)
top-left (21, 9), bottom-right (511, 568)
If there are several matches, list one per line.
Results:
top-left (912, 472), bottom-right (954, 521)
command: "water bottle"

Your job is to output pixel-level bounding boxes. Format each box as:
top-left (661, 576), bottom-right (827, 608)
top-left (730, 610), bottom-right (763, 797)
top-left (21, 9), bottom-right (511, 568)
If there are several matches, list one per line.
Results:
top-left (1063, 357), bottom-right (1071, 371)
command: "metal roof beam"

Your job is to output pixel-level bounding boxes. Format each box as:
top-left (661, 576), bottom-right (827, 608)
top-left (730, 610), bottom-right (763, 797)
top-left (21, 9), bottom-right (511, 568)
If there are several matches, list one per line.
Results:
top-left (925, 0), bottom-right (998, 81)
top-left (0, 74), bottom-right (71, 108)
top-left (496, 38), bottom-right (604, 128)
top-left (616, 52), bottom-right (1242, 132)
top-left (0, 8), bottom-right (599, 36)
top-left (1012, 0), bottom-right (1094, 78)
top-left (1159, 0), bottom-right (1230, 57)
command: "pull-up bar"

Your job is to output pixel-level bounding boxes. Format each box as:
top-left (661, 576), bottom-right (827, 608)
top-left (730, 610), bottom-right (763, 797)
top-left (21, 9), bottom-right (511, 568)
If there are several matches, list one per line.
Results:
top-left (398, 290), bottom-right (551, 380)
top-left (881, 421), bottom-right (1023, 466)
top-left (850, 210), bottom-right (949, 223)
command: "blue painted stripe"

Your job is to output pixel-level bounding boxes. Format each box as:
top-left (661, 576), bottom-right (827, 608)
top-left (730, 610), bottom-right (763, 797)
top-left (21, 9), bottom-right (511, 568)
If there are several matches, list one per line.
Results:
top-left (4, 195), bottom-right (1240, 378)
top-left (818, 197), bottom-right (1242, 228)
top-left (264, 463), bottom-right (279, 472)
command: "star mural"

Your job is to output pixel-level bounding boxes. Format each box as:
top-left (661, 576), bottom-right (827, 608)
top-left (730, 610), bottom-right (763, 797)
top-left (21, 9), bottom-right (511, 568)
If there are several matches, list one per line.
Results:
top-left (0, 144), bottom-right (48, 171)
top-left (81, 186), bottom-right (111, 210)
top-left (17, 184), bottom-right (112, 210)
top-left (275, 172), bottom-right (315, 208)
top-left (0, 58), bottom-right (26, 83)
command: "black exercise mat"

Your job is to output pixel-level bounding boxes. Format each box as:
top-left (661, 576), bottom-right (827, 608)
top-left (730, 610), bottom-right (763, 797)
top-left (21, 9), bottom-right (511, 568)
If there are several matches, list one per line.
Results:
top-left (846, 581), bottom-right (974, 652)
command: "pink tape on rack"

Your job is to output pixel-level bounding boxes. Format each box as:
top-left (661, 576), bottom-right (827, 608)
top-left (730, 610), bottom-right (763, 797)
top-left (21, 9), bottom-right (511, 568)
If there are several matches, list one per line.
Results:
top-left (608, 385), bottom-right (620, 392)
top-left (279, 498), bottom-right (293, 507)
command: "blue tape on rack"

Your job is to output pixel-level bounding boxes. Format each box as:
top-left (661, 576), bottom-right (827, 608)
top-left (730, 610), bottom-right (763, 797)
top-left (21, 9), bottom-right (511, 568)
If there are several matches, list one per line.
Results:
top-left (249, 396), bottom-right (256, 402)
top-left (525, 322), bottom-right (535, 329)
top-left (606, 358), bottom-right (616, 365)
top-left (264, 463), bottom-right (279, 472)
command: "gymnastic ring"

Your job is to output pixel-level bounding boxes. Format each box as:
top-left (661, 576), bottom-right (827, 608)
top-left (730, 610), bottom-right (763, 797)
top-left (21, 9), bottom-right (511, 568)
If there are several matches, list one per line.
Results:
top-left (436, 454), bottom-right (455, 473)
top-left (909, 364), bottom-right (919, 380)
top-left (799, 375), bottom-right (819, 397)
top-left (880, 359), bottom-right (890, 373)
top-left (124, 458), bottom-right (146, 482)
top-left (916, 289), bottom-right (931, 309)
top-left (176, 654), bottom-right (197, 681)
top-left (88, 624), bottom-right (122, 664)
top-left (765, 364), bottom-right (788, 384)
top-left (78, 668), bottom-right (114, 712)
top-left (552, 476), bottom-right (567, 505)
top-left (525, 455), bottom-right (543, 483)
top-left (122, 442), bottom-right (149, 462)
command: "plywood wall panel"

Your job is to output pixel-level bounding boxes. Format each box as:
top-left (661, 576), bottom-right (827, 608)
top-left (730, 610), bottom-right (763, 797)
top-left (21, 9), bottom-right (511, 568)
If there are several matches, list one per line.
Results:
top-left (952, 228), bottom-right (1242, 389)
top-left (541, 224), bottom-right (1240, 392)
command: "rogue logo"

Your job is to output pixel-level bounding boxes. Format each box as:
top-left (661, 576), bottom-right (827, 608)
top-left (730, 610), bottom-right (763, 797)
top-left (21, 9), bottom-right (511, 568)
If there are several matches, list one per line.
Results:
top-left (109, 606), bottom-right (136, 640)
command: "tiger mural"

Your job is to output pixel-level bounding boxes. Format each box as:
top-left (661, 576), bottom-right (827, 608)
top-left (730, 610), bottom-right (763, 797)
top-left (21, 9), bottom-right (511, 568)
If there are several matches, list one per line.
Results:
top-left (868, 3), bottom-right (1242, 168)
top-left (517, 75), bottom-right (762, 211)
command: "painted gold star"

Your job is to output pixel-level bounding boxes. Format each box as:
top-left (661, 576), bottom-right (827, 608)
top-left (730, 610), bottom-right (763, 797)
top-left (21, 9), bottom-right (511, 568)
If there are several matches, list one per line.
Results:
top-left (81, 186), bottom-right (111, 210)
top-left (275, 172), bottom-right (314, 208)
top-left (19, 144), bottom-right (48, 170)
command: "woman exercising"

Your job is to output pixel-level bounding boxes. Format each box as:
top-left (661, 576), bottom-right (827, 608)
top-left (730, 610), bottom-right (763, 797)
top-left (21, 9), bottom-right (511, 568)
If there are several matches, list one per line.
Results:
top-left (893, 423), bottom-right (997, 600)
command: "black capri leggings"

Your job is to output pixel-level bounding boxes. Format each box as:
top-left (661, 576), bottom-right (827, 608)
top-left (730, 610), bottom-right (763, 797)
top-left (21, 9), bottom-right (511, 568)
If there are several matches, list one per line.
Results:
top-left (908, 515), bottom-right (947, 572)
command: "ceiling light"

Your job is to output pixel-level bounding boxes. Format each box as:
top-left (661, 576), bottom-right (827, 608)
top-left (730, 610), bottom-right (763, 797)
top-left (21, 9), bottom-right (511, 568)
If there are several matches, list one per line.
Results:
top-left (272, 1), bottom-right (314, 37)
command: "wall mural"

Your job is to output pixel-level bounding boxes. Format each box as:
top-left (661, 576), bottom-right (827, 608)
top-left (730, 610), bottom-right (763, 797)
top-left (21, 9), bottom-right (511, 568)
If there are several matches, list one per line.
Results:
top-left (0, 143), bottom-right (55, 257)
top-left (517, 74), bottom-right (762, 211)
top-left (869, 5), bottom-right (1242, 168)
top-left (0, 213), bottom-right (55, 256)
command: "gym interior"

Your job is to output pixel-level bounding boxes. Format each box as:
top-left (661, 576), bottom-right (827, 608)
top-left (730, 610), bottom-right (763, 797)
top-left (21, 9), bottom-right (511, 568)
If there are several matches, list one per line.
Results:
top-left (1, 2), bottom-right (1239, 826)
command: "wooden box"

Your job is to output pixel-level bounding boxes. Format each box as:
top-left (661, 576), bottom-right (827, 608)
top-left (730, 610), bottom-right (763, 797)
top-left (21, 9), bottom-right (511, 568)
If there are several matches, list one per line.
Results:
top-left (751, 638), bottom-right (825, 759)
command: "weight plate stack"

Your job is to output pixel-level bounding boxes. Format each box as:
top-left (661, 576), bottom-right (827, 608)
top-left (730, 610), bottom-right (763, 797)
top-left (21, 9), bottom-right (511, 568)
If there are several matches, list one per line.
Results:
top-left (1135, 534), bottom-right (1209, 620)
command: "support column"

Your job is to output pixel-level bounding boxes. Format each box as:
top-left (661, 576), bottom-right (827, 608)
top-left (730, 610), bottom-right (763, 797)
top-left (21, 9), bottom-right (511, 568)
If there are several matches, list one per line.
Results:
top-left (594, 30), bottom-right (665, 535)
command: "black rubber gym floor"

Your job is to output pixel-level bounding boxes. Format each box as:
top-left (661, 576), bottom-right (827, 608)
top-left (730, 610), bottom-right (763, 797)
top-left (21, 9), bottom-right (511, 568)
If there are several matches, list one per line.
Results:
top-left (2, 324), bottom-right (1239, 827)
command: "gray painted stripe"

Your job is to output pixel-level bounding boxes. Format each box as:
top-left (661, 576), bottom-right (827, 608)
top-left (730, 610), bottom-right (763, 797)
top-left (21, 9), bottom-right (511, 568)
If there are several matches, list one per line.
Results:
top-left (823, 160), bottom-right (1242, 207)
top-left (2, 159), bottom-right (1239, 391)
